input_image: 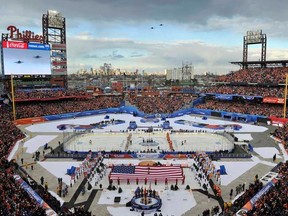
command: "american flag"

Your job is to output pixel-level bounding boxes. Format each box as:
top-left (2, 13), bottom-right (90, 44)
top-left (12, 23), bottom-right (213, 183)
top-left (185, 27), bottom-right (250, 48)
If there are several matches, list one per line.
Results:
top-left (109, 165), bottom-right (184, 181)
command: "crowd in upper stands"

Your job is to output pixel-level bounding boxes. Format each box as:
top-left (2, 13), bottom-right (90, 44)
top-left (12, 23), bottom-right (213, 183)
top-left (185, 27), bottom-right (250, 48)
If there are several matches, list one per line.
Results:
top-left (128, 94), bottom-right (195, 114)
top-left (196, 99), bottom-right (285, 118)
top-left (15, 96), bottom-right (123, 119)
top-left (215, 67), bottom-right (288, 84)
top-left (203, 85), bottom-right (285, 98)
top-left (14, 89), bottom-right (90, 100)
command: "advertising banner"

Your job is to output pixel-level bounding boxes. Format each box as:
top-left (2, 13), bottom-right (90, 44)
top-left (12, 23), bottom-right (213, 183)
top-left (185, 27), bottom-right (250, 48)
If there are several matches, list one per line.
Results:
top-left (268, 116), bottom-right (288, 125)
top-left (2, 41), bottom-right (28, 49)
top-left (109, 154), bottom-right (135, 158)
top-left (137, 153), bottom-right (160, 159)
top-left (263, 97), bottom-right (284, 104)
top-left (51, 43), bottom-right (66, 50)
top-left (13, 117), bottom-right (47, 125)
top-left (52, 61), bottom-right (67, 66)
top-left (52, 68), bottom-right (67, 73)
top-left (242, 96), bottom-right (255, 100)
top-left (238, 178), bottom-right (278, 214)
top-left (28, 43), bottom-right (50, 50)
top-left (215, 94), bottom-right (233, 101)
top-left (44, 112), bottom-right (78, 121)
top-left (2, 41), bottom-right (50, 50)
top-left (52, 52), bottom-right (66, 58)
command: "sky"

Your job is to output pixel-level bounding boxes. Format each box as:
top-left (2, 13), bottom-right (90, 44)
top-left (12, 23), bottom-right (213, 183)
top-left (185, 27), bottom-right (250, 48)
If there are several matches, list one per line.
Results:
top-left (1, 0), bottom-right (288, 75)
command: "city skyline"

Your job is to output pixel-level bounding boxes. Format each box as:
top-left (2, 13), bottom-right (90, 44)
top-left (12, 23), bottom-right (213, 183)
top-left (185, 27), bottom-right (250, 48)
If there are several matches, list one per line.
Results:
top-left (1, 0), bottom-right (288, 75)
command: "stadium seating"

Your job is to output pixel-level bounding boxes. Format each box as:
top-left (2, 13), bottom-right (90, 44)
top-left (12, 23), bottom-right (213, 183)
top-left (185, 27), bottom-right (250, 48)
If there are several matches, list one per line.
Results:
top-left (214, 67), bottom-right (288, 84)
top-left (196, 99), bottom-right (285, 118)
top-left (0, 117), bottom-right (46, 215)
top-left (203, 85), bottom-right (284, 98)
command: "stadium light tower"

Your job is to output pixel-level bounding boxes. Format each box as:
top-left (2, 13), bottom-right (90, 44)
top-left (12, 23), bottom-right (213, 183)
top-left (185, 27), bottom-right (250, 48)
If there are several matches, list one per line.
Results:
top-left (42, 10), bottom-right (67, 88)
top-left (243, 30), bottom-right (267, 69)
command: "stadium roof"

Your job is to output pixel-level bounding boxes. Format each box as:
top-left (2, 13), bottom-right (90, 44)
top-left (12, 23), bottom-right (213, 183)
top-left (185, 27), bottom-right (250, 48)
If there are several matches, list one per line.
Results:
top-left (230, 60), bottom-right (288, 68)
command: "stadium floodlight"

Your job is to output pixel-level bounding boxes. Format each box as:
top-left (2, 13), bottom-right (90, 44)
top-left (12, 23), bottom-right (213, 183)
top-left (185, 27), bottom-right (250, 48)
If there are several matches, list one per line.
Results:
top-left (246, 30), bottom-right (263, 44)
top-left (242, 29), bottom-right (267, 66)
top-left (48, 10), bottom-right (62, 17)
top-left (47, 10), bottom-right (63, 28)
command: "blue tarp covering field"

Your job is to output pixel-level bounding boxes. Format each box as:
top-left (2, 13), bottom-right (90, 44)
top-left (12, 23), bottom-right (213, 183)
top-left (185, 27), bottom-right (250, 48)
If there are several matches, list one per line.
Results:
top-left (174, 119), bottom-right (242, 130)
top-left (43, 105), bottom-right (265, 123)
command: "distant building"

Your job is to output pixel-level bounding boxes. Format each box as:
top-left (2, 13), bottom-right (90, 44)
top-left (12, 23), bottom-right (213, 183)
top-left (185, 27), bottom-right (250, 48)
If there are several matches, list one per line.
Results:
top-left (166, 68), bottom-right (181, 80)
top-left (100, 63), bottom-right (112, 76)
top-left (165, 63), bottom-right (194, 81)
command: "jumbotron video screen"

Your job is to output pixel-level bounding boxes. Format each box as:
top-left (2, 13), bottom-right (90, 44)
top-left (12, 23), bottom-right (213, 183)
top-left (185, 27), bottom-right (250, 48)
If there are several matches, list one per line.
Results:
top-left (2, 41), bottom-right (51, 75)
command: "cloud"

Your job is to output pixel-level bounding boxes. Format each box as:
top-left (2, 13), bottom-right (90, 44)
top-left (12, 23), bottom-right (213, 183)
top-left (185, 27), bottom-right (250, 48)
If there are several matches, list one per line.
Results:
top-left (130, 54), bottom-right (143, 58)
top-left (66, 33), bottom-right (243, 74)
top-left (1, 1), bottom-right (287, 31)
top-left (101, 50), bottom-right (125, 59)
top-left (83, 54), bottom-right (99, 59)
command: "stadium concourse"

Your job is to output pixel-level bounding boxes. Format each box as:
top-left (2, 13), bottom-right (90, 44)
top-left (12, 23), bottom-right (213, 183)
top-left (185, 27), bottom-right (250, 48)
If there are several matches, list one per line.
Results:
top-left (7, 112), bottom-right (287, 216)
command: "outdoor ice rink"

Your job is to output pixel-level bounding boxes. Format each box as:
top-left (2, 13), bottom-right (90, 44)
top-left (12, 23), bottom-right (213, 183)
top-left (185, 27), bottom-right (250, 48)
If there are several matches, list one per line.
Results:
top-left (25, 113), bottom-right (263, 154)
top-left (65, 133), bottom-right (129, 152)
top-left (10, 113), bottom-right (288, 216)
top-left (64, 131), bottom-right (234, 153)
top-left (170, 133), bottom-right (233, 152)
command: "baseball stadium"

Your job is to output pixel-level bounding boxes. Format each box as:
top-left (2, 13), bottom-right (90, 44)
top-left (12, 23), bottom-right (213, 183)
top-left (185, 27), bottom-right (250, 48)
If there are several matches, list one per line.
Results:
top-left (1, 8), bottom-right (288, 216)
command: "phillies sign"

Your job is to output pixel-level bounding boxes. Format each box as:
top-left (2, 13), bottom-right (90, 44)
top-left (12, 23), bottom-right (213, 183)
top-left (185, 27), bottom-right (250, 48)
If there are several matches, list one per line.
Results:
top-left (6, 25), bottom-right (44, 42)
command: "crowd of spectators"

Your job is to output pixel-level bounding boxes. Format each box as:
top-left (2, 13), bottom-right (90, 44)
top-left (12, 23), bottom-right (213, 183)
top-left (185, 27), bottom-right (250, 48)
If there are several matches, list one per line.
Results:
top-left (196, 99), bottom-right (285, 117)
top-left (15, 96), bottom-right (123, 119)
top-left (0, 92), bottom-right (123, 215)
top-left (128, 94), bottom-right (195, 114)
top-left (0, 99), bottom-right (95, 215)
top-left (0, 91), bottom-right (195, 215)
top-left (230, 177), bottom-right (263, 213)
top-left (222, 162), bottom-right (288, 216)
top-left (214, 67), bottom-right (288, 84)
top-left (14, 89), bottom-right (90, 100)
top-left (246, 161), bottom-right (288, 215)
top-left (0, 105), bottom-right (47, 215)
top-left (0, 119), bottom-right (25, 159)
top-left (203, 85), bottom-right (285, 98)
top-left (1, 86), bottom-right (288, 215)
top-left (0, 158), bottom-right (46, 216)
top-left (272, 124), bottom-right (288, 150)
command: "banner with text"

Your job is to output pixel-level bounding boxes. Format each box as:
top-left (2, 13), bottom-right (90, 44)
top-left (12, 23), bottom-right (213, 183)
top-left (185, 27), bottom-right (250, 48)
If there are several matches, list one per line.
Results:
top-left (263, 97), bottom-right (284, 104)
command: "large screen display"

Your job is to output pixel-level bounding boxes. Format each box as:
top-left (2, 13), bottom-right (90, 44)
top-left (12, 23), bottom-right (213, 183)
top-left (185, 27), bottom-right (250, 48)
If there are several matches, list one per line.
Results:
top-left (2, 41), bottom-right (51, 75)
